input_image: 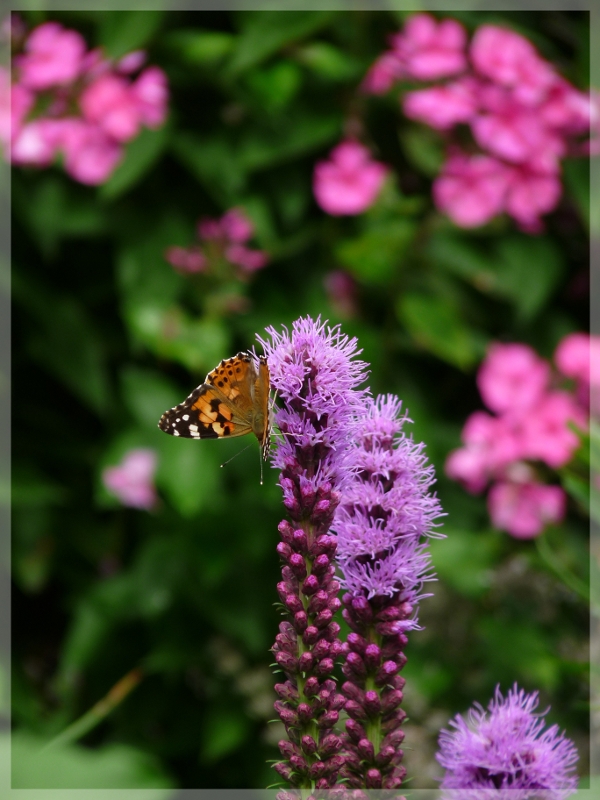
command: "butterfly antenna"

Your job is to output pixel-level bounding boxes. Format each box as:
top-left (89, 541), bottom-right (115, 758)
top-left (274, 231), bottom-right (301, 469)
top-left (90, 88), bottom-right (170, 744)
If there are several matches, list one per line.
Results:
top-left (259, 448), bottom-right (264, 486)
top-left (220, 443), bottom-right (252, 470)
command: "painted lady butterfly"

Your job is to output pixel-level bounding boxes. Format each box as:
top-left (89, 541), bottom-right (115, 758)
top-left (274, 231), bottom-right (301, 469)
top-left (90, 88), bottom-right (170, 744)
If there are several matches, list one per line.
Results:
top-left (158, 352), bottom-right (272, 462)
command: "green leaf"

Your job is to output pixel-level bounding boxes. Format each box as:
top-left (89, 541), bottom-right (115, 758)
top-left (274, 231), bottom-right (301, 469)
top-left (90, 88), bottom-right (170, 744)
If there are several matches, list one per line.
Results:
top-left (397, 292), bottom-right (484, 369)
top-left (294, 41), bottom-right (361, 81)
top-left (493, 235), bottom-right (564, 322)
top-left (98, 9), bottom-right (167, 60)
top-left (171, 132), bottom-right (245, 204)
top-left (400, 124), bottom-right (445, 178)
top-left (429, 528), bottom-right (501, 598)
top-left (11, 733), bottom-right (173, 790)
top-left (157, 435), bottom-right (221, 517)
top-left (121, 366), bottom-right (182, 429)
top-left (164, 29), bottom-right (235, 65)
top-left (201, 708), bottom-right (249, 762)
top-left (227, 10), bottom-right (335, 76)
top-left (101, 124), bottom-right (170, 200)
top-left (245, 60), bottom-right (303, 113)
top-left (563, 156), bottom-right (590, 230)
top-left (336, 217), bottom-right (416, 286)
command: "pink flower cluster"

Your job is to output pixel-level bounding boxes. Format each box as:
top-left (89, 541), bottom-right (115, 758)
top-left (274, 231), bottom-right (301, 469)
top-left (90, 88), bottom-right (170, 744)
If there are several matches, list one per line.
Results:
top-left (446, 333), bottom-right (596, 538)
top-left (2, 19), bottom-right (168, 184)
top-left (103, 448), bottom-right (158, 510)
top-left (313, 140), bottom-right (389, 216)
top-left (363, 14), bottom-right (591, 232)
top-left (164, 207), bottom-right (269, 276)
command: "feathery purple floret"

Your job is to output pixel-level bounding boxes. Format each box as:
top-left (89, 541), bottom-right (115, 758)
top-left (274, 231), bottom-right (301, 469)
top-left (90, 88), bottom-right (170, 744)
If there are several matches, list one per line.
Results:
top-left (437, 684), bottom-right (579, 800)
top-left (333, 395), bottom-right (443, 791)
top-left (258, 317), bottom-right (368, 791)
top-left (335, 394), bottom-right (443, 611)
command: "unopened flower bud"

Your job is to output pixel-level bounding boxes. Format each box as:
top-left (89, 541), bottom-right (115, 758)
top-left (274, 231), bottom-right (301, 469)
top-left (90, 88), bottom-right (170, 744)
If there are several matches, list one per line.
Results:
top-left (351, 595), bottom-right (373, 622)
top-left (301, 734), bottom-right (318, 754)
top-left (275, 652), bottom-right (298, 673)
top-left (375, 745), bottom-right (396, 768)
top-left (316, 657), bottom-right (334, 676)
top-left (298, 651), bottom-right (314, 672)
top-left (383, 765), bottom-right (406, 788)
top-left (309, 761), bottom-right (326, 780)
top-left (366, 767), bottom-right (382, 788)
top-left (346, 717), bottom-right (367, 742)
top-left (364, 690), bottom-right (381, 715)
top-left (312, 554), bottom-right (330, 575)
top-left (364, 643), bottom-right (381, 669)
top-left (302, 574), bottom-right (319, 595)
top-left (345, 651), bottom-right (366, 678)
top-left (312, 638), bottom-right (330, 660)
top-left (292, 529), bottom-right (308, 552)
top-left (297, 702), bottom-right (313, 722)
top-left (302, 625), bottom-right (319, 646)
top-left (357, 738), bottom-right (374, 761)
top-left (317, 709), bottom-right (339, 728)
top-left (308, 590), bottom-right (329, 614)
top-left (289, 553), bottom-right (307, 579)
top-left (320, 734), bottom-right (343, 756)
top-left (345, 699), bottom-right (367, 721)
top-left (274, 682), bottom-right (299, 703)
top-left (278, 519), bottom-right (295, 542)
top-left (314, 609), bottom-right (333, 628)
top-left (289, 754), bottom-right (307, 772)
top-left (293, 610), bottom-right (308, 632)
top-left (284, 594), bottom-right (303, 614)
top-left (382, 689), bottom-right (403, 713)
top-left (375, 659), bottom-right (400, 685)
top-left (273, 762), bottom-right (294, 782)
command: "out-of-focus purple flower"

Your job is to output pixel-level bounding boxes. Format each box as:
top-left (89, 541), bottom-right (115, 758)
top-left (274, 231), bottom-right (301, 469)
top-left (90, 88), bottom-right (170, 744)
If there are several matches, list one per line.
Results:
top-left (131, 66), bottom-right (169, 128)
top-left (488, 476), bottom-right (565, 539)
top-left (313, 140), bottom-right (389, 216)
top-left (116, 50), bottom-right (147, 75)
top-left (333, 395), bottom-right (443, 790)
top-left (257, 316), bottom-right (368, 790)
top-left (391, 13), bottom-right (468, 81)
top-left (103, 448), bottom-right (158, 510)
top-left (504, 164), bottom-right (562, 233)
top-left (16, 21), bottom-right (86, 90)
top-left (225, 243), bottom-right (269, 273)
top-left (433, 150), bottom-right (509, 228)
top-left (324, 269), bottom-right (358, 319)
top-left (437, 684), bottom-right (579, 799)
top-left (59, 119), bottom-right (123, 185)
top-left (361, 51), bottom-right (405, 95)
top-left (220, 207), bottom-right (254, 243)
top-left (555, 332), bottom-right (591, 385)
top-left (519, 391), bottom-right (586, 468)
top-left (80, 73), bottom-right (142, 142)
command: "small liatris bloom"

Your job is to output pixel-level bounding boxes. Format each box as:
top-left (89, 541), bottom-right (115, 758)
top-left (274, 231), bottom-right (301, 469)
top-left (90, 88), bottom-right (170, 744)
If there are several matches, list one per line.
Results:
top-left (436, 684), bottom-right (579, 800)
top-left (334, 395), bottom-right (443, 790)
top-left (102, 448), bottom-right (158, 510)
top-left (313, 140), bottom-right (389, 216)
top-left (257, 316), bottom-right (368, 792)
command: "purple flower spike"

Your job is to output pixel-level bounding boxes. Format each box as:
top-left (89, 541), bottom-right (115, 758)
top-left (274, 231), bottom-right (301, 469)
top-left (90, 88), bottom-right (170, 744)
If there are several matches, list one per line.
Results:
top-left (437, 684), bottom-right (579, 800)
top-left (258, 317), bottom-right (368, 791)
top-left (333, 395), bottom-right (443, 790)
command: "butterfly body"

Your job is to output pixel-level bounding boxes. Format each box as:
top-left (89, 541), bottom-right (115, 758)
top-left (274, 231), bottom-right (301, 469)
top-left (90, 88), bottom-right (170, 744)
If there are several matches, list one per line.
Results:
top-left (158, 352), bottom-right (272, 460)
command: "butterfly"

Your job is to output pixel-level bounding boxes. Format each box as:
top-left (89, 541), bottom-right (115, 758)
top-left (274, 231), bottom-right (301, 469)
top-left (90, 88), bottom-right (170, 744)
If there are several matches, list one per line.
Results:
top-left (158, 352), bottom-right (272, 464)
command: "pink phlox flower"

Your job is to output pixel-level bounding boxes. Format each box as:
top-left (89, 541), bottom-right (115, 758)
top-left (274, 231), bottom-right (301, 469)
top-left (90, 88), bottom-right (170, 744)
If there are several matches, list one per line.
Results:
top-left (477, 342), bottom-right (550, 414)
top-left (361, 51), bottom-right (405, 94)
top-left (470, 24), bottom-right (555, 106)
top-left (433, 150), bottom-right (509, 228)
top-left (555, 332), bottom-right (591, 384)
top-left (10, 117), bottom-right (65, 166)
top-left (58, 118), bottom-right (123, 185)
top-left (131, 66), bottom-right (169, 128)
top-left (392, 13), bottom-right (468, 81)
top-left (164, 245), bottom-right (207, 274)
top-left (79, 73), bottom-right (142, 142)
top-left (16, 21), bottom-right (86, 90)
top-left (313, 140), bottom-right (389, 216)
top-left (403, 77), bottom-right (478, 130)
top-left (519, 390), bottom-right (587, 468)
top-left (541, 77), bottom-right (591, 135)
top-left (103, 448), bottom-right (158, 510)
top-left (488, 477), bottom-right (566, 538)
top-left (504, 163), bottom-right (562, 233)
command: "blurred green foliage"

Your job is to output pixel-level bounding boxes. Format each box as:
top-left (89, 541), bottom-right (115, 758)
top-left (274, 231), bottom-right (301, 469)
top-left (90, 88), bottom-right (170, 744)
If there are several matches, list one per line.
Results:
top-left (11, 8), bottom-right (590, 790)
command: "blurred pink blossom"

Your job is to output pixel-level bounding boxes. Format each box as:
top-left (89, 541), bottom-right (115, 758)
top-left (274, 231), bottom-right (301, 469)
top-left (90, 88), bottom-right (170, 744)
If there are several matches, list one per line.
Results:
top-left (555, 332), bottom-right (591, 384)
top-left (470, 25), bottom-right (555, 106)
top-left (164, 245), bottom-right (207, 274)
top-left (520, 391), bottom-right (586, 468)
top-left (487, 479), bottom-right (565, 538)
top-left (504, 164), bottom-right (562, 233)
top-left (446, 337), bottom-right (588, 538)
top-left (225, 243), bottom-right (269, 272)
top-left (80, 73), bottom-right (142, 142)
top-left (6, 19), bottom-right (169, 185)
top-left (361, 52), bottom-right (405, 95)
top-left (16, 22), bottom-right (86, 90)
top-left (403, 78), bottom-right (478, 130)
top-left (433, 151), bottom-right (509, 228)
top-left (103, 448), bottom-right (158, 510)
top-left (324, 269), bottom-right (358, 319)
top-left (391, 13), bottom-right (467, 81)
top-left (59, 119), bottom-right (123, 184)
top-left (220, 207), bottom-right (254, 243)
top-left (477, 342), bottom-right (550, 413)
top-left (313, 140), bottom-right (388, 215)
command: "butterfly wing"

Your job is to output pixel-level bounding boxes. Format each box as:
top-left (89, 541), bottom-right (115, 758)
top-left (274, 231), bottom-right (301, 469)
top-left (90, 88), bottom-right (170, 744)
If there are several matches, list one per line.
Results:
top-left (158, 353), bottom-right (256, 440)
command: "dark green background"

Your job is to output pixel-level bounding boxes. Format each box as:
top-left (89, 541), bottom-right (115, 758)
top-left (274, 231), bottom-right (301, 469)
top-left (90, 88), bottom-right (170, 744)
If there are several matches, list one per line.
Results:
top-left (11, 8), bottom-right (590, 790)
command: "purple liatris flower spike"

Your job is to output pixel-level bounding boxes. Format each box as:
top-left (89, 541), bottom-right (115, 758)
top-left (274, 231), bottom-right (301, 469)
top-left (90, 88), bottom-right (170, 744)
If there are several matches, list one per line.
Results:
top-left (257, 317), bottom-right (368, 791)
top-left (436, 684), bottom-right (579, 800)
top-left (333, 395), bottom-right (443, 790)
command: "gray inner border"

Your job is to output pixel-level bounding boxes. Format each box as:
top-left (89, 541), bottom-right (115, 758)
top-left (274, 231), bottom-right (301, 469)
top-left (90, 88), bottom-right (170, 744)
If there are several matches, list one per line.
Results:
top-left (2, 0), bottom-right (597, 797)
